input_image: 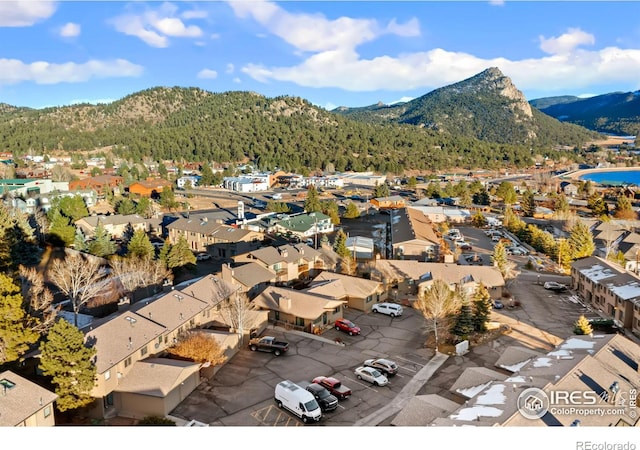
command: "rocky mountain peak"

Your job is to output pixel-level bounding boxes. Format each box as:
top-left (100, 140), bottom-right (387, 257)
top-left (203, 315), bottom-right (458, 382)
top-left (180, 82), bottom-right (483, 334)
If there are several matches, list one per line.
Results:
top-left (464, 66), bottom-right (533, 118)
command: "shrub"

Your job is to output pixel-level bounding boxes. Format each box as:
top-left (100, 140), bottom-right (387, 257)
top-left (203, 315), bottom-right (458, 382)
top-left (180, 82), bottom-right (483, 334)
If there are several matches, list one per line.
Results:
top-left (138, 416), bottom-right (176, 426)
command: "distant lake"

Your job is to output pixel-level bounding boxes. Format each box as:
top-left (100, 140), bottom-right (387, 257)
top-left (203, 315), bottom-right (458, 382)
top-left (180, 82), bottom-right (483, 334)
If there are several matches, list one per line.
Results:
top-left (580, 170), bottom-right (640, 186)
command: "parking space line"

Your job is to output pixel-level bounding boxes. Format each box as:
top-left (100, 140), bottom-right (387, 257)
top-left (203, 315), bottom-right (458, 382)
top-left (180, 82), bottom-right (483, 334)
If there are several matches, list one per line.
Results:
top-left (395, 355), bottom-right (426, 367)
top-left (344, 376), bottom-right (379, 392)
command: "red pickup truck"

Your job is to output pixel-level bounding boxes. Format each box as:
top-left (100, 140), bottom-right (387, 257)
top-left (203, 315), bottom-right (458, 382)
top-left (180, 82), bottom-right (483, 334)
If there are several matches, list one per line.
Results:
top-left (312, 376), bottom-right (352, 400)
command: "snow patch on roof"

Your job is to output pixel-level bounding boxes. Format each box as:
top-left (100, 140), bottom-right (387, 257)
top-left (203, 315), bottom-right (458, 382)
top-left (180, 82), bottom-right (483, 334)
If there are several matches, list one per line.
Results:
top-left (579, 264), bottom-right (617, 282)
top-left (608, 281), bottom-right (640, 300)
top-left (559, 337), bottom-right (596, 350)
top-left (450, 405), bottom-right (503, 421)
top-left (505, 375), bottom-right (526, 383)
top-left (533, 357), bottom-right (553, 367)
top-left (456, 381), bottom-right (492, 399)
top-left (476, 384), bottom-right (506, 405)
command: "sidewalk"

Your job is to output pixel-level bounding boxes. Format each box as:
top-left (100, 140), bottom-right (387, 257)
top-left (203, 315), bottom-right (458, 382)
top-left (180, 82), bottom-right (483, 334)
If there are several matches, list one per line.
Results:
top-left (354, 352), bottom-right (449, 426)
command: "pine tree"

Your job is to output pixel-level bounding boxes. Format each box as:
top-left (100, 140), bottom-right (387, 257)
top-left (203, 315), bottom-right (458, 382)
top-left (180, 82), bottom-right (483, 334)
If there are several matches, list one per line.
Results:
top-left (127, 229), bottom-right (154, 259)
top-left (73, 228), bottom-right (87, 252)
top-left (522, 190), bottom-right (536, 217)
top-left (48, 209), bottom-right (76, 247)
top-left (167, 235), bottom-right (196, 270)
top-left (321, 200), bottom-right (340, 225)
top-left (304, 185), bottom-right (322, 213)
top-left (471, 211), bottom-right (487, 228)
top-left (39, 319), bottom-right (97, 412)
top-left (373, 182), bottom-right (390, 198)
top-left (199, 163), bottom-right (215, 186)
top-left (158, 240), bottom-right (172, 267)
top-left (87, 222), bottom-right (116, 257)
top-left (451, 295), bottom-right (474, 340)
top-left (343, 202), bottom-right (361, 219)
top-left (0, 273), bottom-right (39, 364)
top-left (555, 193), bottom-right (570, 213)
top-left (614, 195), bottom-right (636, 220)
top-left (135, 197), bottom-right (155, 219)
top-left (116, 197), bottom-right (136, 215)
top-left (472, 283), bottom-right (492, 332)
top-left (333, 229), bottom-right (351, 258)
top-left (568, 221), bottom-right (595, 260)
top-left (573, 315), bottom-right (593, 335)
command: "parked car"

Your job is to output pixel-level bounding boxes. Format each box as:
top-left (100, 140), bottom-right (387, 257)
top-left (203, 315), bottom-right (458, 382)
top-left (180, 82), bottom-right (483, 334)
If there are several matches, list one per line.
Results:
top-left (311, 376), bottom-right (352, 400)
top-left (363, 358), bottom-right (398, 376)
top-left (544, 281), bottom-right (568, 291)
top-left (300, 382), bottom-right (338, 412)
top-left (506, 246), bottom-right (527, 256)
top-left (457, 242), bottom-right (473, 251)
top-left (354, 366), bottom-right (389, 386)
top-left (492, 299), bottom-right (504, 309)
top-left (274, 380), bottom-right (322, 423)
top-left (195, 252), bottom-right (211, 261)
top-left (248, 336), bottom-right (290, 356)
top-left (335, 318), bottom-right (361, 336)
top-left (371, 302), bottom-right (404, 317)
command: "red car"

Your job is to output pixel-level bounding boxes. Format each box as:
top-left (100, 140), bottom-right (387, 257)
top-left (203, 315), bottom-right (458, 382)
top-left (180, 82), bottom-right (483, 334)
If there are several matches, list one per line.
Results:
top-left (335, 318), bottom-right (360, 336)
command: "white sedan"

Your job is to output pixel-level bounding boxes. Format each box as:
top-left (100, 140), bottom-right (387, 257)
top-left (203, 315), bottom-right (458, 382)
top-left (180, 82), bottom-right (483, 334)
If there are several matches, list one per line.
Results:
top-left (354, 366), bottom-right (389, 386)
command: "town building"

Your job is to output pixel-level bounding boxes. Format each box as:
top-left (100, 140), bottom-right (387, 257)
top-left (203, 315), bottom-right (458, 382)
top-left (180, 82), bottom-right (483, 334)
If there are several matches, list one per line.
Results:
top-left (0, 370), bottom-right (58, 427)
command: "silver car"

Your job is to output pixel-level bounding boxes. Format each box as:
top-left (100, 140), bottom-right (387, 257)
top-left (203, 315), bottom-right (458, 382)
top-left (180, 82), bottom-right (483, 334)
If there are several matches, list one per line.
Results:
top-left (354, 366), bottom-right (388, 386)
top-left (372, 302), bottom-right (403, 317)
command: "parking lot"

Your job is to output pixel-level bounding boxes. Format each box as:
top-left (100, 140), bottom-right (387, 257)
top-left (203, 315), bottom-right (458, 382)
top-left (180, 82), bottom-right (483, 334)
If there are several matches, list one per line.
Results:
top-left (169, 306), bottom-right (435, 426)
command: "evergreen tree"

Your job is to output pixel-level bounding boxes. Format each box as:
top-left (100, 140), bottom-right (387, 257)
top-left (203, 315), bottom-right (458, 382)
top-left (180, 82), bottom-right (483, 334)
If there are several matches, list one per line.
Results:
top-left (496, 181), bottom-right (517, 205)
top-left (333, 229), bottom-right (351, 258)
top-left (87, 222), bottom-right (117, 258)
top-left (471, 211), bottom-right (487, 228)
top-left (555, 193), bottom-right (570, 214)
top-left (0, 273), bottom-right (39, 364)
top-left (73, 228), bottom-right (87, 252)
top-left (573, 315), bottom-right (593, 335)
top-left (199, 163), bottom-right (215, 186)
top-left (319, 233), bottom-right (330, 247)
top-left (522, 190), bottom-right (536, 217)
top-left (343, 202), bottom-right (361, 219)
top-left (127, 229), bottom-right (154, 259)
top-left (116, 197), bottom-right (137, 215)
top-left (158, 240), bottom-right (172, 267)
top-left (556, 238), bottom-right (573, 273)
top-left (568, 221), bottom-right (595, 260)
top-left (39, 319), bottom-right (97, 412)
top-left (614, 195), bottom-right (636, 219)
top-left (321, 200), bottom-right (340, 225)
top-left (451, 295), bottom-right (474, 340)
top-left (587, 193), bottom-right (608, 217)
top-left (406, 176), bottom-right (417, 190)
top-left (167, 235), bottom-right (196, 270)
top-left (491, 241), bottom-right (510, 279)
top-left (458, 189), bottom-right (473, 208)
top-left (54, 195), bottom-right (89, 222)
top-left (373, 182), bottom-right (390, 198)
top-left (472, 283), bottom-right (492, 332)
top-left (160, 188), bottom-right (179, 210)
top-left (304, 185), bottom-right (322, 213)
top-left (48, 209), bottom-right (76, 247)
top-left (472, 189), bottom-right (491, 205)
top-left (135, 197), bottom-right (155, 219)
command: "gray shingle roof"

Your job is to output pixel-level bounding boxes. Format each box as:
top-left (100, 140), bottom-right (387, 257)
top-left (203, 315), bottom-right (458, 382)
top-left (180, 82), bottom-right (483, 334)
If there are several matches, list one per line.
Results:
top-left (0, 370), bottom-right (58, 426)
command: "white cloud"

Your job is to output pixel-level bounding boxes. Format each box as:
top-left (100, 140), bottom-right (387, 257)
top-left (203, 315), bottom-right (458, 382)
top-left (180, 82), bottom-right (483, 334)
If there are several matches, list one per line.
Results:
top-left (233, 77), bottom-right (241, 84)
top-left (181, 10), bottom-right (208, 20)
top-left (110, 3), bottom-right (203, 47)
top-left (0, 1), bottom-right (57, 27)
top-left (0, 58), bottom-right (144, 86)
top-left (226, 63), bottom-right (235, 74)
top-left (59, 22), bottom-right (81, 38)
top-left (197, 68), bottom-right (218, 79)
top-left (385, 18), bottom-right (420, 38)
top-left (489, 0), bottom-right (505, 6)
top-left (539, 28), bottom-right (595, 55)
top-left (234, 3), bottom-right (640, 98)
top-left (390, 96), bottom-right (414, 104)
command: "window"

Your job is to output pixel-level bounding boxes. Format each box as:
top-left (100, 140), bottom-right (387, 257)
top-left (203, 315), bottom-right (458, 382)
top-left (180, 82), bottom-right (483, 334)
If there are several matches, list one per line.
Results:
top-left (333, 306), bottom-right (340, 314)
top-left (44, 405), bottom-right (51, 418)
top-left (104, 370), bottom-right (111, 381)
top-left (366, 295), bottom-right (373, 303)
top-left (140, 346), bottom-right (148, 357)
top-left (124, 357), bottom-right (132, 368)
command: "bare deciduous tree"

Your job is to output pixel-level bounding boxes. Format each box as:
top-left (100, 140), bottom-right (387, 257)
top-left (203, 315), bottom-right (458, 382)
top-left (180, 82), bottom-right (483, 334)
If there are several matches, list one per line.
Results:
top-left (110, 256), bottom-right (172, 300)
top-left (19, 265), bottom-right (60, 333)
top-left (48, 253), bottom-right (113, 326)
top-left (414, 279), bottom-right (461, 352)
top-left (219, 290), bottom-right (253, 345)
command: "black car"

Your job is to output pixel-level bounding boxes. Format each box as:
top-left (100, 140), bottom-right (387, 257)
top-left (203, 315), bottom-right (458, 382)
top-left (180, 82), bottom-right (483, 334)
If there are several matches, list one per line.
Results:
top-left (493, 299), bottom-right (504, 309)
top-left (304, 383), bottom-right (338, 412)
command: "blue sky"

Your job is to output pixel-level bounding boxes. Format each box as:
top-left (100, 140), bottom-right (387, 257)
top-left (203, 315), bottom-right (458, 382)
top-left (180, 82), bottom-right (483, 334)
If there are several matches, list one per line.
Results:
top-left (2, 1), bottom-right (640, 110)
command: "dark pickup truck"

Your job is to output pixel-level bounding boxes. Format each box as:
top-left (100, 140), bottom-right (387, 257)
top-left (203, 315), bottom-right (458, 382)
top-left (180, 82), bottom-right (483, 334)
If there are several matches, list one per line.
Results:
top-left (248, 336), bottom-right (289, 356)
top-left (311, 376), bottom-right (352, 400)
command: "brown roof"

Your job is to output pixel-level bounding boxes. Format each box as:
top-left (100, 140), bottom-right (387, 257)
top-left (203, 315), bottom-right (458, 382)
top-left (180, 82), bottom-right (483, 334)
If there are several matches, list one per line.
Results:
top-left (0, 370), bottom-right (58, 426)
top-left (253, 286), bottom-right (345, 320)
top-left (306, 271), bottom-right (383, 299)
top-left (114, 358), bottom-right (200, 397)
top-left (129, 291), bottom-right (209, 332)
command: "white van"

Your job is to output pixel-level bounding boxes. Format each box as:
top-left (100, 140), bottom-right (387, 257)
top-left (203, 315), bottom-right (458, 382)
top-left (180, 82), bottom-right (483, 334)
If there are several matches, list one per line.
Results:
top-left (274, 380), bottom-right (322, 423)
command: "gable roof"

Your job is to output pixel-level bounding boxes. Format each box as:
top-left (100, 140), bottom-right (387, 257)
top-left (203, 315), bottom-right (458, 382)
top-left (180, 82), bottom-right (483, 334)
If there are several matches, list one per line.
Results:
top-left (76, 214), bottom-right (147, 228)
top-left (176, 274), bottom-right (237, 307)
top-left (274, 212), bottom-right (331, 233)
top-left (245, 243), bottom-right (318, 265)
top-left (373, 260), bottom-right (505, 288)
top-left (253, 286), bottom-right (345, 320)
top-left (113, 358), bottom-right (200, 397)
top-left (129, 291), bottom-right (209, 331)
top-left (227, 262), bottom-right (276, 288)
top-left (391, 207), bottom-right (440, 245)
top-left (306, 271), bottom-right (383, 299)
top-left (0, 370), bottom-right (58, 426)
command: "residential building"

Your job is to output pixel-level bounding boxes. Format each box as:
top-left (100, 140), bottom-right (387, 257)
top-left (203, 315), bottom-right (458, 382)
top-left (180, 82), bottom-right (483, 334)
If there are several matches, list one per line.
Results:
top-left (69, 175), bottom-right (124, 196)
top-left (252, 285), bottom-right (346, 333)
top-left (223, 174), bottom-right (270, 192)
top-left (220, 262), bottom-right (276, 299)
top-left (233, 243), bottom-right (323, 284)
top-left (341, 172), bottom-right (387, 187)
top-left (128, 179), bottom-right (173, 198)
top-left (75, 214), bottom-right (149, 239)
top-left (389, 207), bottom-right (440, 261)
top-left (305, 271), bottom-right (386, 312)
top-left (371, 260), bottom-right (505, 300)
top-left (370, 195), bottom-right (406, 210)
top-left (0, 370), bottom-right (58, 427)
top-left (270, 212), bottom-right (334, 240)
top-left (176, 176), bottom-right (200, 189)
top-left (0, 178), bottom-right (57, 197)
top-left (571, 256), bottom-right (640, 337)
top-left (166, 216), bottom-right (264, 258)
top-left (345, 235), bottom-right (375, 260)
top-left (401, 333), bottom-right (639, 426)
